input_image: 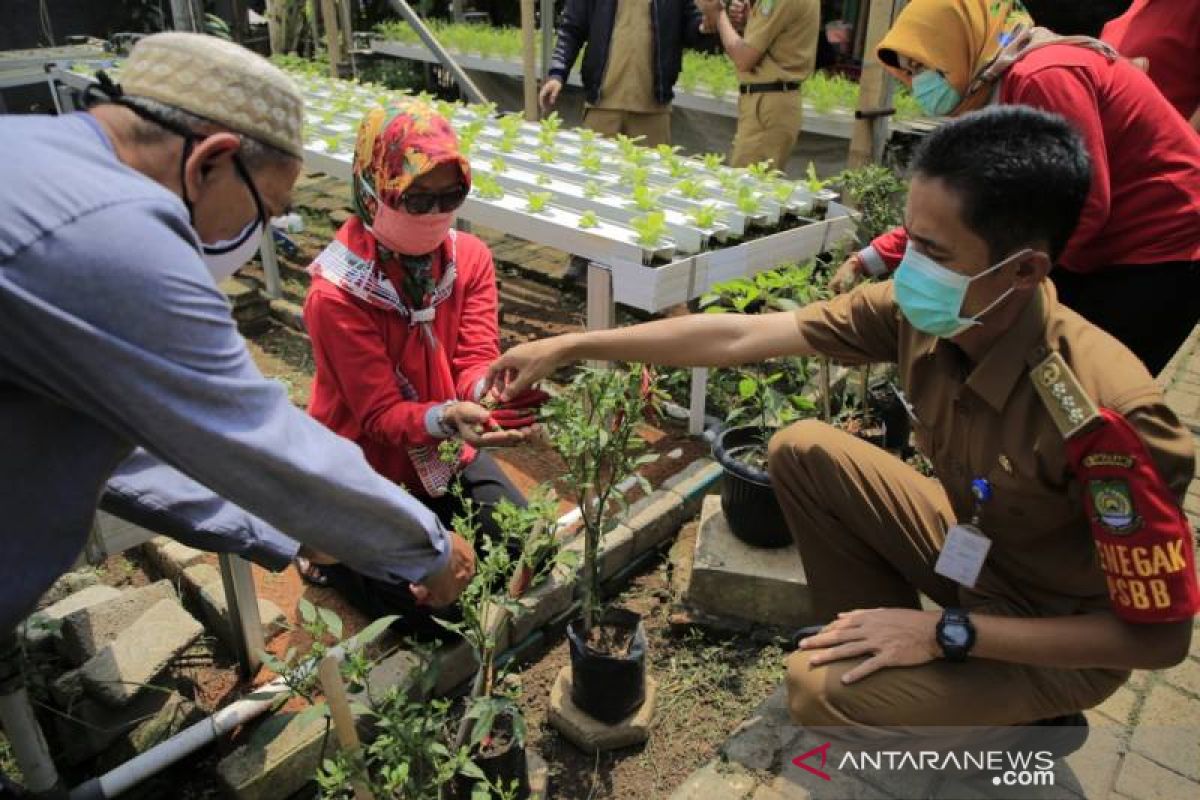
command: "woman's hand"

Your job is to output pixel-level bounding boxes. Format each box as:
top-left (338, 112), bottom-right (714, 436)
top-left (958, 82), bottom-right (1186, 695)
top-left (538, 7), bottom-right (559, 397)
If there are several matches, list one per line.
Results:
top-left (486, 336), bottom-right (575, 402)
top-left (443, 401), bottom-right (533, 448)
top-left (829, 254), bottom-right (865, 294)
top-left (800, 608), bottom-right (941, 684)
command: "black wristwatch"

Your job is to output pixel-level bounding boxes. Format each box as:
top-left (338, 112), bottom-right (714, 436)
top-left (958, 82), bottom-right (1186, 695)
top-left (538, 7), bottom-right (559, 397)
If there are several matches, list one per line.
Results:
top-left (936, 608), bottom-right (975, 662)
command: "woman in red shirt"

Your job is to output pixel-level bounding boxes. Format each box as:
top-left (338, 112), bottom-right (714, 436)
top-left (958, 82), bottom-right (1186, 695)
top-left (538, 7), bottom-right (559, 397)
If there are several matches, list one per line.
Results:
top-left (300, 100), bottom-right (542, 630)
top-left (1103, 0), bottom-right (1200, 130)
top-left (831, 0), bottom-right (1200, 375)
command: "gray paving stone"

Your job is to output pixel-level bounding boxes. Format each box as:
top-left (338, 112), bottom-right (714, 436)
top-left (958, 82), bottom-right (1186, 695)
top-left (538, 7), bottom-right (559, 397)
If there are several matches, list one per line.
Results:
top-left (509, 566), bottom-right (575, 646)
top-left (1129, 684), bottom-right (1200, 780)
top-left (80, 598), bottom-right (204, 707)
top-left (59, 579), bottom-right (176, 665)
top-left (196, 579), bottom-right (287, 651)
top-left (143, 536), bottom-right (206, 581)
top-left (1062, 723), bottom-right (1124, 800)
top-left (1161, 656), bottom-right (1200, 698)
top-left (1115, 753), bottom-right (1200, 800)
top-left (217, 710), bottom-right (338, 800)
top-left (598, 523), bottom-right (636, 581)
top-left (722, 685), bottom-right (794, 772)
top-left (37, 569), bottom-right (101, 609)
top-left (627, 490), bottom-right (687, 554)
top-left (53, 687), bottom-right (181, 765)
top-left (1094, 683), bottom-right (1140, 726)
top-left (668, 761), bottom-right (758, 800)
top-left (96, 691), bottom-right (203, 770)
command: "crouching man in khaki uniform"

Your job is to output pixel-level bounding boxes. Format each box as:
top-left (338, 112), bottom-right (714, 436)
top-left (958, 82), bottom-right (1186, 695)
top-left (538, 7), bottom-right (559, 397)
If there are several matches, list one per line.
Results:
top-left (696, 0), bottom-right (820, 169)
top-left (486, 106), bottom-right (1198, 729)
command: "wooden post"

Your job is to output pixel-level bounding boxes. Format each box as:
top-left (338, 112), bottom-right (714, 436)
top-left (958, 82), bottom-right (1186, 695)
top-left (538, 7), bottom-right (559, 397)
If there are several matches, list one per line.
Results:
top-left (847, 0), bottom-right (901, 168)
top-left (321, 0), bottom-right (343, 79)
top-left (520, 0), bottom-right (538, 121)
top-left (317, 655), bottom-right (375, 800)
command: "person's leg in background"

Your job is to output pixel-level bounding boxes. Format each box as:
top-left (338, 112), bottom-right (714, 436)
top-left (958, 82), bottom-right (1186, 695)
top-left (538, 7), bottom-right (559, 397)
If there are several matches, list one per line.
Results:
top-left (766, 420), bottom-right (1125, 727)
top-left (730, 93), bottom-right (768, 168)
top-left (1052, 261), bottom-right (1200, 376)
top-left (622, 110), bottom-right (672, 148)
top-left (581, 107), bottom-right (625, 140)
top-left (757, 90), bottom-right (803, 172)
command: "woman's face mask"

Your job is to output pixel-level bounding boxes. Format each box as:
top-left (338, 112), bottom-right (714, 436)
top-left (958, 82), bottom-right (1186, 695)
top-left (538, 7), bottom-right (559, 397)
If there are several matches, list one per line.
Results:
top-left (894, 243), bottom-right (1029, 338)
top-left (912, 68), bottom-right (962, 116)
top-left (371, 202), bottom-right (455, 256)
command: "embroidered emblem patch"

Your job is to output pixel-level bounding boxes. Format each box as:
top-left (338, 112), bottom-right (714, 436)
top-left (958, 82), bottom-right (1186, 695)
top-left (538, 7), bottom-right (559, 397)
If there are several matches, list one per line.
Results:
top-left (1082, 452), bottom-right (1137, 470)
top-left (1089, 479), bottom-right (1142, 535)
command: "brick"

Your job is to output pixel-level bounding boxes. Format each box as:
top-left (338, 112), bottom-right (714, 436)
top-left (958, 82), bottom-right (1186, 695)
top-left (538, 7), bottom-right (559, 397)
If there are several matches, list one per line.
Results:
top-left (509, 566), bottom-right (575, 646)
top-left (1115, 753), bottom-right (1200, 800)
top-left (96, 692), bottom-right (203, 771)
top-left (1063, 723), bottom-right (1124, 800)
top-left (662, 459), bottom-right (722, 514)
top-left (21, 584), bottom-right (121, 650)
top-left (36, 569), bottom-right (101, 609)
top-left (434, 638), bottom-right (479, 697)
top-left (181, 563), bottom-right (221, 596)
top-left (80, 598), bottom-right (204, 707)
top-left (143, 536), bottom-right (206, 582)
top-left (597, 524), bottom-right (636, 582)
top-left (1129, 684), bottom-right (1200, 779)
top-left (59, 579), bottom-right (176, 665)
top-left (627, 490), bottom-right (687, 555)
top-left (217, 710), bottom-right (339, 800)
top-left (53, 687), bottom-right (181, 765)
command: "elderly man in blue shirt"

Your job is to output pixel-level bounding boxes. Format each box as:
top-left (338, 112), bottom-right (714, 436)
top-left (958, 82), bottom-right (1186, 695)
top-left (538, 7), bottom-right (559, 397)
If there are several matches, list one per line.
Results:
top-left (0, 32), bottom-right (475, 637)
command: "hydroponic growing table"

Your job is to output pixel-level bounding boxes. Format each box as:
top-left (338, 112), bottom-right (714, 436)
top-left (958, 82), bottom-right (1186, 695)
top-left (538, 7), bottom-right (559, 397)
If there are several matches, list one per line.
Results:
top-left (291, 70), bottom-right (855, 432)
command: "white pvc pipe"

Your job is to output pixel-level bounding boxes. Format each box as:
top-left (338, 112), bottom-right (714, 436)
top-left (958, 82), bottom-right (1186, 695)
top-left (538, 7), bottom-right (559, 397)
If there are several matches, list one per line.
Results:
top-left (0, 685), bottom-right (61, 794)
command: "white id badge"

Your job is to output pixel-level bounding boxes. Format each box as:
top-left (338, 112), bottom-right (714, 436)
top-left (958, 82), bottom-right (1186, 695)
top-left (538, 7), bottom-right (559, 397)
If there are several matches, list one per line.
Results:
top-left (934, 524), bottom-right (992, 588)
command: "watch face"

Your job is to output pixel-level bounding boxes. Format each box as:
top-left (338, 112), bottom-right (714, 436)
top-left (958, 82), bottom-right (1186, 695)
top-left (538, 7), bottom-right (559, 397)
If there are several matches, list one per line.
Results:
top-left (942, 624), bottom-right (970, 646)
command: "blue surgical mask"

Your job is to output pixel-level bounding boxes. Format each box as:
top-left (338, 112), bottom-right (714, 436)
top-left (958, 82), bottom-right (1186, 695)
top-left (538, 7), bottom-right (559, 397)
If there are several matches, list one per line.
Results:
top-left (894, 243), bottom-right (1028, 338)
top-left (912, 69), bottom-right (962, 116)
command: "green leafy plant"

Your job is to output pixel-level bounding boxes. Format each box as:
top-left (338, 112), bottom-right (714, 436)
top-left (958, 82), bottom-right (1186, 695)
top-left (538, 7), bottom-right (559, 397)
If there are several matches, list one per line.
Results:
top-left (489, 156), bottom-right (508, 174)
top-left (473, 173), bottom-right (505, 201)
top-left (632, 211), bottom-right (668, 247)
top-left (537, 146), bottom-right (555, 164)
top-left (322, 134), bottom-right (342, 154)
top-left (622, 165), bottom-right (651, 188)
top-left (837, 164), bottom-right (907, 245)
top-left (526, 192), bottom-right (552, 214)
top-left (580, 150), bottom-right (603, 175)
top-left (497, 113), bottom-right (524, 138)
top-left (804, 162), bottom-right (831, 194)
top-left (736, 185), bottom-right (762, 215)
top-left (579, 210), bottom-right (600, 229)
top-left (690, 204), bottom-right (721, 229)
top-left (675, 177), bottom-right (707, 200)
top-left (578, 128), bottom-right (598, 145)
top-left (702, 153), bottom-right (726, 171)
top-left (583, 180), bottom-right (603, 200)
top-left (542, 365), bottom-right (659, 634)
top-left (538, 111), bottom-right (563, 147)
top-left (631, 184), bottom-right (661, 212)
top-left (535, 173), bottom-right (553, 187)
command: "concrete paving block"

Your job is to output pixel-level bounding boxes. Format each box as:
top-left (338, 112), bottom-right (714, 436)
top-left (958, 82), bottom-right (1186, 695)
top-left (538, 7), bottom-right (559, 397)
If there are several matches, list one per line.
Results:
top-left (50, 667), bottom-right (85, 708)
top-left (668, 761), bottom-right (758, 800)
top-left (37, 569), bottom-right (101, 609)
top-left (1062, 723), bottom-right (1124, 800)
top-left (21, 584), bottom-right (121, 650)
top-left (1161, 656), bottom-right (1200, 697)
top-left (598, 524), bottom-right (636, 582)
top-left (143, 536), bottom-right (206, 581)
top-left (627, 490), bottom-right (687, 554)
top-left (217, 710), bottom-right (338, 800)
top-left (1129, 684), bottom-right (1200, 780)
top-left (686, 496), bottom-right (813, 629)
top-left (1115, 753), bottom-right (1200, 800)
top-left (754, 777), bottom-right (813, 800)
top-left (548, 666), bottom-right (656, 753)
top-left (1094, 683), bottom-right (1139, 726)
top-left (353, 648), bottom-right (422, 708)
top-left (53, 687), bottom-right (180, 765)
top-left (197, 579), bottom-right (287, 651)
top-left (722, 685), bottom-right (794, 772)
top-left (59, 579), bottom-right (176, 665)
top-left (80, 598), bottom-right (204, 707)
top-left (509, 567), bottom-right (575, 646)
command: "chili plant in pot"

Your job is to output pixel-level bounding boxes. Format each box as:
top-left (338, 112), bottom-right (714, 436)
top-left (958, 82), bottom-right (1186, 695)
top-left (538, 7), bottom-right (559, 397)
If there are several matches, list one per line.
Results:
top-left (542, 364), bottom-right (661, 725)
top-left (700, 265), bottom-right (828, 548)
top-left (437, 480), bottom-right (567, 800)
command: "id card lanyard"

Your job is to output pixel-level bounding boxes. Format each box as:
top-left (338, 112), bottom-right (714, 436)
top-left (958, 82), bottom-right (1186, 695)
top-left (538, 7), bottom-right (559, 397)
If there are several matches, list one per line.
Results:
top-left (934, 478), bottom-right (993, 589)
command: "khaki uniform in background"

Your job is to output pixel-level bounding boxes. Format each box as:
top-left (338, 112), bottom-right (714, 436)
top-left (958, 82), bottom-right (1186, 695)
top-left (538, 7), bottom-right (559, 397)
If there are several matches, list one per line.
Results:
top-left (767, 280), bottom-right (1195, 727)
top-left (730, 0), bottom-right (820, 168)
top-left (585, 0), bottom-right (672, 147)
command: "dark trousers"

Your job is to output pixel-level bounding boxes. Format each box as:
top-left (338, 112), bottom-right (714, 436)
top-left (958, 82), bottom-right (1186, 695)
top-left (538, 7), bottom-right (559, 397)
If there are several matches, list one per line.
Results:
top-left (323, 452), bottom-right (526, 638)
top-left (1051, 260), bottom-right (1200, 377)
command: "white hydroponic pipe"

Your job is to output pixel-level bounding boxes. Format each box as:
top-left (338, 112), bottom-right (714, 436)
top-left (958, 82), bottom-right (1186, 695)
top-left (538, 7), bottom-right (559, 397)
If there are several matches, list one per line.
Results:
top-left (70, 642), bottom-right (350, 800)
top-left (0, 684), bottom-right (62, 795)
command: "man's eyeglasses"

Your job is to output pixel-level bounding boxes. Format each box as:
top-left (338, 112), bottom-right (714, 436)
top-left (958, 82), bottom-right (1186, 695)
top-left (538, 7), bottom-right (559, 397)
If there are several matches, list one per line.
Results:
top-left (399, 184), bottom-right (469, 215)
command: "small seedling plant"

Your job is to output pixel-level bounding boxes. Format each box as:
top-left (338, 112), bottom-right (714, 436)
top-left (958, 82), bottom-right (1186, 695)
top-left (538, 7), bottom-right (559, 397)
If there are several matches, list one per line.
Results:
top-left (525, 192), bottom-right (552, 214)
top-left (632, 211), bottom-right (668, 248)
top-left (542, 365), bottom-right (660, 640)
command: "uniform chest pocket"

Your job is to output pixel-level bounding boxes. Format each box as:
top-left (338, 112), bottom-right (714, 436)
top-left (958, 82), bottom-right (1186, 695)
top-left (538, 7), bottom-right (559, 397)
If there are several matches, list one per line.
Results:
top-left (985, 477), bottom-right (1084, 533)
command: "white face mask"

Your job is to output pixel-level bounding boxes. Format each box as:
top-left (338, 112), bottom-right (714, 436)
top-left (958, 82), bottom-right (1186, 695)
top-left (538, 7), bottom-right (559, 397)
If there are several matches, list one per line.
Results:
top-left (201, 218), bottom-right (264, 283)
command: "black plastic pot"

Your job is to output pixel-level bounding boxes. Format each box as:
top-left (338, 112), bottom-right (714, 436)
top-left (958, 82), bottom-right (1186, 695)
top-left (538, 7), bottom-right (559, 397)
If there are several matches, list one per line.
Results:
top-left (455, 712), bottom-right (530, 800)
top-left (870, 385), bottom-right (911, 452)
top-left (566, 608), bottom-right (647, 724)
top-left (711, 426), bottom-right (793, 549)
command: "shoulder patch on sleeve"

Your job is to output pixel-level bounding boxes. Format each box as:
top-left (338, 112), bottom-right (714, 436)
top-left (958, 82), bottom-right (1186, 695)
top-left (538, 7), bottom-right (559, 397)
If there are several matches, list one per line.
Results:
top-left (1030, 351), bottom-right (1101, 439)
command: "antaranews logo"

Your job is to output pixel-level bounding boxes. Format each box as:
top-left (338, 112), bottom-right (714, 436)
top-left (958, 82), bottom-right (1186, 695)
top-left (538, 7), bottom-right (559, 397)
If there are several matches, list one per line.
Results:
top-left (791, 742), bottom-right (1056, 787)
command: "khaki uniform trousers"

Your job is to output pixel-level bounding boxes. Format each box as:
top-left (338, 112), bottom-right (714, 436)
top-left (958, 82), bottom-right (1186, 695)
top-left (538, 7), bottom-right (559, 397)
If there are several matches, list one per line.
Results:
top-left (766, 420), bottom-right (1127, 729)
top-left (582, 108), bottom-right (672, 148)
top-left (730, 89), bottom-right (802, 169)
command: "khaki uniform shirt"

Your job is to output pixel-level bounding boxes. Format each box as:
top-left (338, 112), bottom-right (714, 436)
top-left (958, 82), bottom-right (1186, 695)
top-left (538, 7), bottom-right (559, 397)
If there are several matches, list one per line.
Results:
top-left (792, 280), bottom-right (1196, 617)
top-left (595, 0), bottom-right (667, 113)
top-left (739, 0), bottom-right (821, 85)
